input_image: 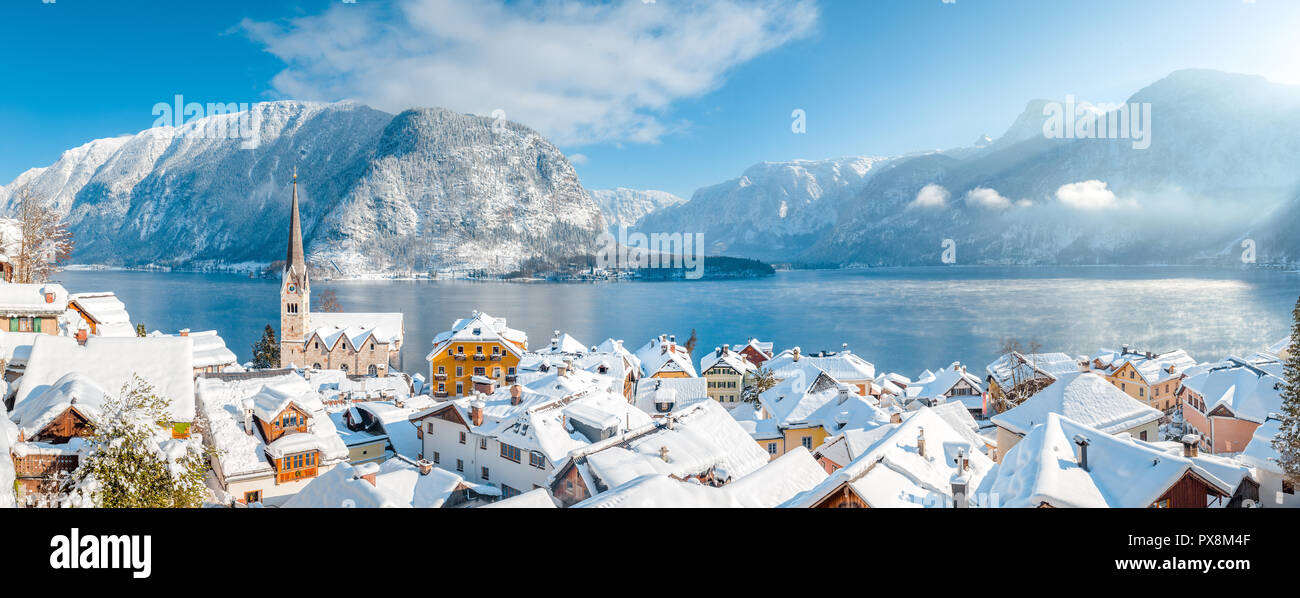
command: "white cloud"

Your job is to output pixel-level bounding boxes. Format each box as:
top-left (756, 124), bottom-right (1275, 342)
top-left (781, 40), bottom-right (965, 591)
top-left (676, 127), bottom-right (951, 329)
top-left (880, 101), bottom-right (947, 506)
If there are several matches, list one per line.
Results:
top-left (910, 184), bottom-right (950, 209)
top-left (1055, 180), bottom-right (1120, 210)
top-left (242, 0), bottom-right (818, 146)
top-left (964, 187), bottom-right (1012, 210)
top-left (568, 153), bottom-right (589, 165)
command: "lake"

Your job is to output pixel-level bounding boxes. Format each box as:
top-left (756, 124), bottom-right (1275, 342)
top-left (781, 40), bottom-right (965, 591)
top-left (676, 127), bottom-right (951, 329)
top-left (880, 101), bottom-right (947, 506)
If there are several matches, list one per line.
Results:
top-left (56, 266), bottom-right (1299, 379)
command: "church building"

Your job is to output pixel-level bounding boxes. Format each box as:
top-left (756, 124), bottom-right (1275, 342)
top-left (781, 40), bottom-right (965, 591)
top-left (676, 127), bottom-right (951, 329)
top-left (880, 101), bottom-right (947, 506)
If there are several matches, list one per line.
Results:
top-left (279, 172), bottom-right (405, 375)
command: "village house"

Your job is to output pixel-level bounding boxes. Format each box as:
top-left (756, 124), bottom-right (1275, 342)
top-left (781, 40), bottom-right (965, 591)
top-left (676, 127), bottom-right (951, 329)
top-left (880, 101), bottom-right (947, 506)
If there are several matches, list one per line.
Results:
top-left (196, 372), bottom-right (349, 506)
top-left (905, 362), bottom-right (985, 416)
top-left (983, 413), bottom-right (1251, 508)
top-left (1238, 417), bottom-right (1299, 507)
top-left (631, 376), bottom-right (709, 415)
top-left (633, 334), bottom-right (698, 379)
top-left (570, 446), bottom-right (826, 508)
top-left (813, 401), bottom-right (993, 474)
top-left (549, 399), bottom-right (769, 507)
top-left (1267, 337), bottom-right (1291, 361)
top-left (699, 345), bottom-right (755, 409)
top-left (426, 311), bottom-right (527, 398)
top-left (1090, 347), bottom-right (1197, 412)
top-left (782, 407), bottom-right (995, 508)
top-left (990, 371), bottom-right (1163, 462)
top-left (748, 368), bottom-right (891, 460)
top-left (7, 335), bottom-right (197, 506)
top-left (517, 333), bottom-right (641, 400)
top-left (764, 346), bottom-right (876, 394)
top-left (735, 338), bottom-right (774, 368)
top-left (408, 365), bottom-right (647, 499)
top-left (278, 173), bottom-right (404, 374)
top-left (150, 329), bottom-right (239, 375)
top-left (984, 351), bottom-right (1082, 412)
top-left (0, 283), bottom-right (67, 335)
top-left (281, 458), bottom-right (497, 508)
top-left (329, 405), bottom-right (392, 465)
top-left (1178, 357), bottom-right (1284, 455)
top-left (66, 292), bottom-right (135, 338)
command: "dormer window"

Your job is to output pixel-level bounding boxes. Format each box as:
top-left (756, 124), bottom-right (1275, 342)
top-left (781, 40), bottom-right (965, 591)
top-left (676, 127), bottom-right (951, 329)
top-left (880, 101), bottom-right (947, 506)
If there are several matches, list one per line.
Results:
top-left (472, 328), bottom-right (482, 336)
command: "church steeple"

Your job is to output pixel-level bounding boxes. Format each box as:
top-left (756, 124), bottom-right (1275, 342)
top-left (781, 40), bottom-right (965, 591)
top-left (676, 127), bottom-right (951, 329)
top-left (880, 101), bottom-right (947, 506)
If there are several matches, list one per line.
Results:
top-left (285, 167), bottom-right (307, 283)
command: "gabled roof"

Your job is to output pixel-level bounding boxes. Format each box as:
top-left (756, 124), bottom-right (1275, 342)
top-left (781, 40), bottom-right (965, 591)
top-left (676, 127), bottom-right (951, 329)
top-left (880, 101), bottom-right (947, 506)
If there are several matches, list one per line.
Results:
top-left (1179, 357), bottom-right (1283, 424)
top-left (427, 311), bottom-right (526, 360)
top-left (1092, 348), bottom-right (1196, 384)
top-left (282, 458), bottom-right (494, 508)
top-left (991, 372), bottom-right (1162, 437)
top-left (14, 335), bottom-right (196, 423)
top-left (251, 385), bottom-right (314, 423)
top-left (311, 312), bottom-right (404, 346)
top-left (783, 407), bottom-right (994, 508)
top-left (540, 331), bottom-right (589, 354)
top-left (907, 363), bottom-right (983, 402)
top-left (984, 414), bottom-right (1235, 508)
top-left (758, 370), bottom-right (890, 435)
top-left (0, 283), bottom-right (68, 315)
top-left (150, 330), bottom-right (238, 369)
top-left (985, 352), bottom-right (1080, 390)
top-left (68, 292), bottom-right (134, 337)
top-left (632, 377), bottom-right (709, 415)
top-left (8, 372), bottom-right (109, 439)
top-left (765, 349), bottom-right (876, 381)
top-left (633, 335), bottom-right (698, 378)
top-left (700, 348), bottom-right (755, 375)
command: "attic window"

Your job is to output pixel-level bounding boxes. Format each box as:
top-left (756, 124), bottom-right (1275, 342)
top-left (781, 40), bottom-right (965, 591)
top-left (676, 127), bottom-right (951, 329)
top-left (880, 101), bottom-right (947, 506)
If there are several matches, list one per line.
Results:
top-left (472, 328), bottom-right (482, 336)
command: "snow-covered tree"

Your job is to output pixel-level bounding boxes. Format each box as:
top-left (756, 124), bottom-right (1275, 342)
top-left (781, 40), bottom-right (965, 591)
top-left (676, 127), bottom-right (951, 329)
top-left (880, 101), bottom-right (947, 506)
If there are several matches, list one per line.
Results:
top-left (1272, 294), bottom-right (1300, 482)
top-left (11, 190), bottom-right (73, 283)
top-left (251, 324), bottom-right (280, 369)
top-left (742, 366), bottom-right (776, 406)
top-left (62, 375), bottom-right (210, 508)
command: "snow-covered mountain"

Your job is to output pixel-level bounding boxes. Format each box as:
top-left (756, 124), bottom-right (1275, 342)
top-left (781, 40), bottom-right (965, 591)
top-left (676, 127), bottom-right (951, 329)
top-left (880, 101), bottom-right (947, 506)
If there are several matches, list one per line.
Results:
top-left (589, 188), bottom-right (686, 228)
top-left (641, 70), bottom-right (1300, 266)
top-left (0, 101), bottom-right (604, 275)
top-left (634, 157), bottom-right (889, 262)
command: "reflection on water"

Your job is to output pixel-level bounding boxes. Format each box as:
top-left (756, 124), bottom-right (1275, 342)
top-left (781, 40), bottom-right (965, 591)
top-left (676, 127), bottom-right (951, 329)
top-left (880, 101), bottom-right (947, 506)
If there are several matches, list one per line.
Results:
top-left (56, 267), bottom-right (1298, 377)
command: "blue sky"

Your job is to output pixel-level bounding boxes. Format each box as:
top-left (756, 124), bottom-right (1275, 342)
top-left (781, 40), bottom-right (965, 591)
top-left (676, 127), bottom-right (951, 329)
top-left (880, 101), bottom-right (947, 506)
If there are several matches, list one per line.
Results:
top-left (2, 0), bottom-right (1298, 198)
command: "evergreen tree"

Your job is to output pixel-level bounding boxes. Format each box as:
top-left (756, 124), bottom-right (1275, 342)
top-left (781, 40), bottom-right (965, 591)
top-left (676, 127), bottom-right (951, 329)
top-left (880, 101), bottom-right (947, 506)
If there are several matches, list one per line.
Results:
top-left (742, 366), bottom-right (777, 405)
top-left (251, 324), bottom-right (280, 369)
top-left (135, 323), bottom-right (146, 337)
top-left (1272, 294), bottom-right (1300, 481)
top-left (62, 375), bottom-right (210, 508)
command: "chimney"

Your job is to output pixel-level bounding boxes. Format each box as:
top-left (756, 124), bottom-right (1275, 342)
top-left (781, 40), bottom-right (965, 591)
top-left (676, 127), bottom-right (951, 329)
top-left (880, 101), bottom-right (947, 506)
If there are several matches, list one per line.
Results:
top-left (1073, 434), bottom-right (1091, 471)
top-left (354, 463), bottom-right (379, 487)
top-left (951, 470), bottom-right (970, 509)
top-left (917, 428), bottom-right (926, 458)
top-left (75, 329), bottom-right (87, 344)
top-left (1181, 434), bottom-right (1200, 458)
top-left (890, 412), bottom-right (903, 425)
top-left (179, 329), bottom-right (190, 337)
top-left (792, 347), bottom-right (801, 362)
top-left (659, 445), bottom-right (670, 463)
top-left (43, 291), bottom-right (54, 304)
top-left (841, 342), bottom-right (849, 354)
top-left (836, 383), bottom-right (852, 405)
top-left (470, 397), bottom-right (485, 427)
top-left (418, 460), bottom-right (433, 476)
top-left (241, 398), bottom-right (255, 436)
top-left (510, 384), bottom-right (523, 406)
top-left (551, 330), bottom-right (560, 351)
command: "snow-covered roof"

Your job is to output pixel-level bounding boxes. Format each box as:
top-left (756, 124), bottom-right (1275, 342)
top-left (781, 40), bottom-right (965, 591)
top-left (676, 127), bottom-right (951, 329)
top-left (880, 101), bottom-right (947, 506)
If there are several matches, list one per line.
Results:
top-left (574, 447), bottom-right (826, 509)
top-left (311, 311), bottom-right (403, 346)
top-left (426, 311), bottom-right (526, 360)
top-left (1266, 337), bottom-right (1290, 356)
top-left (282, 459), bottom-right (485, 508)
top-left (577, 400), bottom-right (769, 491)
top-left (990, 372), bottom-right (1162, 437)
top-left (68, 292), bottom-right (134, 337)
top-left (149, 330), bottom-right (238, 369)
top-left (14, 335), bottom-right (195, 423)
top-left (540, 331), bottom-right (589, 354)
top-left (985, 352), bottom-right (1080, 390)
top-left (700, 347), bottom-right (755, 375)
top-left (8, 372), bottom-right (109, 439)
top-left (633, 335), bottom-right (698, 378)
top-left (765, 349), bottom-right (876, 382)
top-left (632, 377), bottom-right (709, 415)
top-left (984, 413), bottom-right (1237, 508)
top-left (595, 338), bottom-right (640, 373)
top-left (1238, 416), bottom-right (1286, 475)
top-left (782, 407), bottom-right (994, 508)
top-left (353, 397), bottom-right (437, 460)
top-left (517, 351), bottom-right (631, 388)
top-left (480, 487), bottom-right (559, 508)
top-left (1091, 348), bottom-right (1197, 384)
top-left (196, 373), bottom-right (348, 480)
top-left (251, 384), bottom-right (314, 423)
top-left (1178, 357), bottom-right (1283, 424)
top-left (0, 330), bottom-right (42, 367)
top-left (758, 369), bottom-right (890, 435)
top-left (0, 283), bottom-right (67, 316)
top-left (906, 363), bottom-right (983, 400)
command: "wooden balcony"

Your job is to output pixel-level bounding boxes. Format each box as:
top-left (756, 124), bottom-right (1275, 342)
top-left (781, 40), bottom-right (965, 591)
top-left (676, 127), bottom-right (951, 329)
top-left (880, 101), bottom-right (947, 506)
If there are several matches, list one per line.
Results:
top-left (276, 466), bottom-right (319, 485)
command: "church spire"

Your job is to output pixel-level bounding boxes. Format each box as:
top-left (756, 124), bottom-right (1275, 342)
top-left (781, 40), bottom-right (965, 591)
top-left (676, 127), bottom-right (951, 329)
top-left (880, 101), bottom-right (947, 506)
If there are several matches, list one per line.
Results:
top-left (285, 168), bottom-right (307, 281)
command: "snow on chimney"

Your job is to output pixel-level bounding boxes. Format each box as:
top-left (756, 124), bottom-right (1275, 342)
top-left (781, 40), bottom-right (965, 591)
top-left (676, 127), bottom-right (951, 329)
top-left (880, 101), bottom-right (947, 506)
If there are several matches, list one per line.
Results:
top-left (792, 347), bottom-right (801, 362)
top-left (241, 398), bottom-right (255, 435)
top-left (917, 428), bottom-right (926, 458)
top-left (1073, 434), bottom-right (1092, 471)
top-left (510, 384), bottom-right (523, 406)
top-left (75, 329), bottom-right (87, 344)
top-left (418, 460), bottom-right (433, 476)
top-left (354, 462), bottom-right (380, 486)
top-left (179, 329), bottom-right (190, 337)
top-left (1181, 434), bottom-right (1200, 458)
top-left (470, 396), bottom-right (486, 427)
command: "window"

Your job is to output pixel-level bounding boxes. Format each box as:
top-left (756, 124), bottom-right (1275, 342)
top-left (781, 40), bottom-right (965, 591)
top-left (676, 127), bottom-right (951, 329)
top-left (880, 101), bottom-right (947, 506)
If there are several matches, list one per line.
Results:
top-left (1139, 430), bottom-right (1148, 441)
top-left (368, 365), bottom-right (377, 376)
top-left (529, 452), bottom-right (545, 469)
top-left (476, 346), bottom-right (484, 354)
top-left (767, 443), bottom-right (778, 455)
top-left (501, 485), bottom-right (520, 499)
top-left (244, 490), bottom-right (262, 504)
top-left (1151, 499), bottom-right (1170, 508)
top-left (474, 367), bottom-right (486, 376)
top-left (438, 365), bottom-right (446, 374)
top-left (481, 466), bottom-right (490, 481)
top-left (456, 459), bottom-right (464, 472)
top-left (459, 432), bottom-right (467, 444)
top-left (457, 346), bottom-right (465, 354)
top-left (801, 437), bottom-right (812, 450)
top-left (479, 438), bottom-right (487, 450)
top-left (508, 367), bottom-right (516, 376)
top-left (312, 363), bottom-right (321, 369)
top-left (500, 443), bottom-right (522, 463)
top-left (433, 452), bottom-right (440, 464)
top-left (1139, 387), bottom-right (1145, 397)
top-left (492, 346), bottom-right (500, 355)
top-left (427, 422), bottom-right (434, 433)
top-left (370, 343), bottom-right (375, 351)
top-left (340, 364), bottom-right (349, 373)
top-left (1284, 479), bottom-right (1295, 495)
top-left (456, 366), bottom-right (464, 377)
top-left (493, 367), bottom-right (502, 378)
top-left (456, 382), bottom-right (463, 395)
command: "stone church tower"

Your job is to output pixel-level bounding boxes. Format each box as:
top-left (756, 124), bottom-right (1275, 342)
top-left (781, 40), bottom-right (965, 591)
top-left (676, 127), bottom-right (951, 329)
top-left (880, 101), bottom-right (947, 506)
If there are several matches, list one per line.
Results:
top-left (279, 171), bottom-right (311, 368)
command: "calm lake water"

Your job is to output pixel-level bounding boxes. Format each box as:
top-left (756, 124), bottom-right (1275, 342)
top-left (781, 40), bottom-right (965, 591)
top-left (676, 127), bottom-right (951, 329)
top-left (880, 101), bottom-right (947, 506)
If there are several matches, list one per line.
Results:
top-left (56, 267), bottom-right (1299, 378)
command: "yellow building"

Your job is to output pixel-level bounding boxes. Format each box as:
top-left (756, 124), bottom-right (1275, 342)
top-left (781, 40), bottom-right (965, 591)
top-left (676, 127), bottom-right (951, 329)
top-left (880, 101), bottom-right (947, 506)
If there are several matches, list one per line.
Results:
top-left (633, 334), bottom-right (698, 379)
top-left (1091, 348), bottom-right (1195, 412)
top-left (426, 311), bottom-right (527, 398)
top-left (699, 346), bottom-right (754, 409)
top-left (750, 368), bottom-right (881, 460)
